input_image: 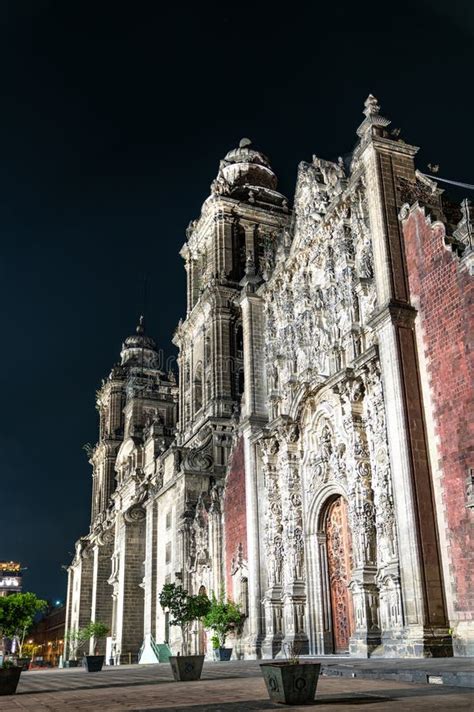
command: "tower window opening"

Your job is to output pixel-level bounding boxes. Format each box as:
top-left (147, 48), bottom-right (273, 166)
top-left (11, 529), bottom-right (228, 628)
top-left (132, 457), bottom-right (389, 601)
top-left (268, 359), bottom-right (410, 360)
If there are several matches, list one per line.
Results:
top-left (232, 223), bottom-right (247, 281)
top-left (194, 363), bottom-right (203, 413)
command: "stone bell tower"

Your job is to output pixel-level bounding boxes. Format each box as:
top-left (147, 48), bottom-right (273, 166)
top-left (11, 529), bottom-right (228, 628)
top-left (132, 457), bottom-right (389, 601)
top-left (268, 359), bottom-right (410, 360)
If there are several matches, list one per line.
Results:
top-left (65, 317), bottom-right (177, 662)
top-left (172, 139), bottom-right (289, 597)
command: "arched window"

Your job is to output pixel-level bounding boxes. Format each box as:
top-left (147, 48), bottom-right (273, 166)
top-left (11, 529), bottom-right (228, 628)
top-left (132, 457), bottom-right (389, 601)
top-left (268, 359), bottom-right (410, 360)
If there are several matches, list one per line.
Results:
top-left (194, 363), bottom-right (203, 413)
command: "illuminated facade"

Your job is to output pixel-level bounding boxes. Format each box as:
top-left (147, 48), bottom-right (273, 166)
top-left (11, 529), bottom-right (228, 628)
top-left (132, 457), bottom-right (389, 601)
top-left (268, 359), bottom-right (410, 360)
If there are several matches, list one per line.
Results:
top-left (0, 562), bottom-right (22, 597)
top-left (65, 98), bottom-right (473, 662)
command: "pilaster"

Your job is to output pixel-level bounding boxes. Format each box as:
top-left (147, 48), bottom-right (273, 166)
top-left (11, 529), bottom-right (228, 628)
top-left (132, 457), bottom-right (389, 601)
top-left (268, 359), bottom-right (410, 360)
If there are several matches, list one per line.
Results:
top-left (90, 537), bottom-right (114, 654)
top-left (339, 378), bottom-right (381, 656)
top-left (277, 422), bottom-right (309, 656)
top-left (241, 423), bottom-right (265, 658)
top-left (360, 96), bottom-right (451, 656)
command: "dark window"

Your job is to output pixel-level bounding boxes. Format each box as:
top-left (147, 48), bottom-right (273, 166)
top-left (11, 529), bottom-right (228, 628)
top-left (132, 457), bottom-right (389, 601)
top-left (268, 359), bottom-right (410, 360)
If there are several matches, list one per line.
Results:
top-left (232, 223), bottom-right (246, 281)
top-left (194, 363), bottom-right (203, 412)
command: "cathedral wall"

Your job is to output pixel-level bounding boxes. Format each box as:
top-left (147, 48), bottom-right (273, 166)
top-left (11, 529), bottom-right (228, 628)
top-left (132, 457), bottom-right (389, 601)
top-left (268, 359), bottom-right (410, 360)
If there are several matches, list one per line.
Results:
top-left (154, 482), bottom-right (180, 650)
top-left (402, 204), bottom-right (474, 653)
top-left (224, 436), bottom-right (247, 596)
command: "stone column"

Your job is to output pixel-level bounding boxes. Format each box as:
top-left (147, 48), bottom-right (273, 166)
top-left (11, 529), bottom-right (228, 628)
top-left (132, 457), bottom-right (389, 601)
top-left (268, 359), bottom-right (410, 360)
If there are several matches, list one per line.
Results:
top-left (114, 506), bottom-right (146, 663)
top-left (143, 499), bottom-right (158, 641)
top-left (239, 270), bottom-right (268, 657)
top-left (77, 548), bottom-right (94, 630)
top-left (363, 360), bottom-right (404, 651)
top-left (260, 436), bottom-right (284, 658)
top-left (360, 96), bottom-right (450, 655)
top-left (90, 535), bottom-right (114, 654)
top-left (241, 426), bottom-right (264, 658)
top-left (208, 486), bottom-right (223, 595)
top-left (240, 273), bottom-right (268, 422)
top-left (278, 422), bottom-right (309, 656)
top-left (340, 378), bottom-right (381, 656)
top-left (64, 567), bottom-right (74, 659)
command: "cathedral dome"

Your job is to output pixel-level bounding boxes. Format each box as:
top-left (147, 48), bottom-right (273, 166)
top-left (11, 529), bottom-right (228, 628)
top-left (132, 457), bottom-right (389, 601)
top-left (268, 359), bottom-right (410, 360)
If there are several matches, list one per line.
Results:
top-left (216, 138), bottom-right (278, 191)
top-left (120, 316), bottom-right (159, 367)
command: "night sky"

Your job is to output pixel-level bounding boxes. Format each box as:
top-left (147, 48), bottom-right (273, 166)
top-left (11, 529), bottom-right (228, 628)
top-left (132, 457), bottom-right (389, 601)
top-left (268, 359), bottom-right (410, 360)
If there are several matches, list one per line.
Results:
top-left (0, 1), bottom-right (472, 603)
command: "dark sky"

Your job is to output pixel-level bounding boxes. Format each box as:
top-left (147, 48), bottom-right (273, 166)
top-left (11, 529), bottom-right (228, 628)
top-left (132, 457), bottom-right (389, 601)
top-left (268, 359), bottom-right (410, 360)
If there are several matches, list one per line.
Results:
top-left (0, 1), bottom-right (472, 602)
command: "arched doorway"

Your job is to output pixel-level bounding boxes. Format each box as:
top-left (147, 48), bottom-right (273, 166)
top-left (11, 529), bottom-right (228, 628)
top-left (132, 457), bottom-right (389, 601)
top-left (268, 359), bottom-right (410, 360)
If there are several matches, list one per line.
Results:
top-left (325, 496), bottom-right (354, 654)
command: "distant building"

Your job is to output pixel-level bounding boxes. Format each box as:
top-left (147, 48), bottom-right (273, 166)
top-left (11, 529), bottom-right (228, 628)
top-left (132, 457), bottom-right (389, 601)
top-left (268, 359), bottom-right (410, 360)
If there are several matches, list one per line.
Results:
top-left (0, 562), bottom-right (22, 597)
top-left (28, 605), bottom-right (66, 666)
top-left (65, 97), bottom-right (473, 662)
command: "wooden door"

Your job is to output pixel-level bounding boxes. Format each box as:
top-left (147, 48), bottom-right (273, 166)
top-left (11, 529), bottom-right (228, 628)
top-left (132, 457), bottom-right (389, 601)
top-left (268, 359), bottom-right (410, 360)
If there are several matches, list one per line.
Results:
top-left (326, 496), bottom-right (354, 653)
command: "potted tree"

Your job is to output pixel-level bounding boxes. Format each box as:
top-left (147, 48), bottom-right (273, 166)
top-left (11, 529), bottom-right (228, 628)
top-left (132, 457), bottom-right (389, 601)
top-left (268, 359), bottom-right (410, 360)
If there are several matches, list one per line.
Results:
top-left (202, 593), bottom-right (242, 661)
top-left (159, 583), bottom-right (210, 681)
top-left (210, 635), bottom-right (220, 661)
top-left (80, 622), bottom-right (109, 672)
top-left (260, 642), bottom-right (321, 705)
top-left (64, 628), bottom-right (82, 667)
top-left (0, 592), bottom-right (46, 695)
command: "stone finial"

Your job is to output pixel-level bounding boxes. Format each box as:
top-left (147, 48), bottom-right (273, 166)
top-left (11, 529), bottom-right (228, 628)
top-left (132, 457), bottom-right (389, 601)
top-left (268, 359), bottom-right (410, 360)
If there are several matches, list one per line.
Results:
top-left (454, 198), bottom-right (474, 252)
top-left (363, 94), bottom-right (380, 117)
top-left (356, 94), bottom-right (391, 139)
top-left (239, 137), bottom-right (252, 148)
top-left (460, 198), bottom-right (472, 224)
top-left (136, 315), bottom-right (145, 335)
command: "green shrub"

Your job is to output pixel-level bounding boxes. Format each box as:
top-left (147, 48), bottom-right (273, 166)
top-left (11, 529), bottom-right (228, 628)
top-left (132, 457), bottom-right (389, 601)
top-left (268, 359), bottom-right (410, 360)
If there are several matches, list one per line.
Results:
top-left (159, 583), bottom-right (210, 655)
top-left (203, 593), bottom-right (243, 647)
top-left (0, 592), bottom-right (47, 658)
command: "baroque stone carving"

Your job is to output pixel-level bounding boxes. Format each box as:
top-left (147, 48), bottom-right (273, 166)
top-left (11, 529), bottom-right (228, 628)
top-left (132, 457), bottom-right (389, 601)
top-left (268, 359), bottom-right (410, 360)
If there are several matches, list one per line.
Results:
top-left (124, 504), bottom-right (146, 523)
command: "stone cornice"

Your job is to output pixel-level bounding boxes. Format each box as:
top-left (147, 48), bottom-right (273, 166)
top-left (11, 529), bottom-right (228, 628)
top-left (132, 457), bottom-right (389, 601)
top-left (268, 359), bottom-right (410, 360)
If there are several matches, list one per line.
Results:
top-left (361, 135), bottom-right (419, 159)
top-left (368, 301), bottom-right (417, 330)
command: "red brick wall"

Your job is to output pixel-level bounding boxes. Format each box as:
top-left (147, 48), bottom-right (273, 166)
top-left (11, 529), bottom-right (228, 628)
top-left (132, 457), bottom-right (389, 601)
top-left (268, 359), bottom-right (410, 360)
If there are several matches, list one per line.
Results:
top-left (223, 436), bottom-right (247, 594)
top-left (402, 205), bottom-right (474, 620)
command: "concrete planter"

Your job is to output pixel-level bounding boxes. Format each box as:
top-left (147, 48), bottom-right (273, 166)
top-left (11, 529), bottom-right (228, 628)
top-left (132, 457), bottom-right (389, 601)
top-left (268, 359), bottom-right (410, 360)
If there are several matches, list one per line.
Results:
top-left (0, 667), bottom-right (22, 696)
top-left (83, 655), bottom-right (105, 672)
top-left (218, 647), bottom-right (232, 661)
top-left (169, 655), bottom-right (204, 681)
top-left (260, 662), bottom-right (321, 705)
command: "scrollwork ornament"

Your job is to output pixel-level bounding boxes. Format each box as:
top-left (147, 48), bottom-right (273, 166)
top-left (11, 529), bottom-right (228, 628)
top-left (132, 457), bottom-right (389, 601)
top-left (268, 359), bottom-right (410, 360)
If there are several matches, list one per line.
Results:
top-left (124, 504), bottom-right (146, 523)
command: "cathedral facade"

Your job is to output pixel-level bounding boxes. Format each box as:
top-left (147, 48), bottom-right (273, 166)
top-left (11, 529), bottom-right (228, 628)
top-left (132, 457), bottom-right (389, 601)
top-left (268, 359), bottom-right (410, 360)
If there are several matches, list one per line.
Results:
top-left (65, 97), bottom-right (474, 662)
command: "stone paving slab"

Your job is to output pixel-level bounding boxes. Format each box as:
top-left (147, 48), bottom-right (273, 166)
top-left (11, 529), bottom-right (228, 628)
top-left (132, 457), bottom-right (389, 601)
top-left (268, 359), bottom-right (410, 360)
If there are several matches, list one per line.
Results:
top-left (3, 675), bottom-right (474, 711)
top-left (2, 660), bottom-right (473, 711)
top-left (14, 658), bottom-right (474, 693)
top-left (319, 656), bottom-right (474, 688)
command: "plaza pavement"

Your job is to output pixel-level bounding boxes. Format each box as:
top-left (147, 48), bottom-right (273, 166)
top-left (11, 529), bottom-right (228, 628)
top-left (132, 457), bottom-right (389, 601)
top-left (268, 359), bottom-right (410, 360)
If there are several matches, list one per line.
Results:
top-left (3, 659), bottom-right (474, 711)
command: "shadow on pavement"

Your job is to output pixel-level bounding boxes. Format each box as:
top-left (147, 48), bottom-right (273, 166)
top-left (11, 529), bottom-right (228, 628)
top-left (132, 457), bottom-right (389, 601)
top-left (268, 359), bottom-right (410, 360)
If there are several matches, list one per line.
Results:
top-left (130, 697), bottom-right (392, 712)
top-left (130, 686), bottom-right (470, 711)
top-left (17, 672), bottom-right (261, 695)
top-left (17, 678), bottom-right (175, 695)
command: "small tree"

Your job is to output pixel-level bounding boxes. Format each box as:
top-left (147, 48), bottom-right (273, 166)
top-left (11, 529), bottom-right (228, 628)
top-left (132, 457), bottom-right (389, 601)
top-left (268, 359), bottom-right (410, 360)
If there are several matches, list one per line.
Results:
top-left (80, 621), bottom-right (109, 656)
top-left (64, 628), bottom-right (86, 660)
top-left (159, 583), bottom-right (210, 656)
top-left (203, 593), bottom-right (243, 648)
top-left (0, 592), bottom-right (47, 658)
